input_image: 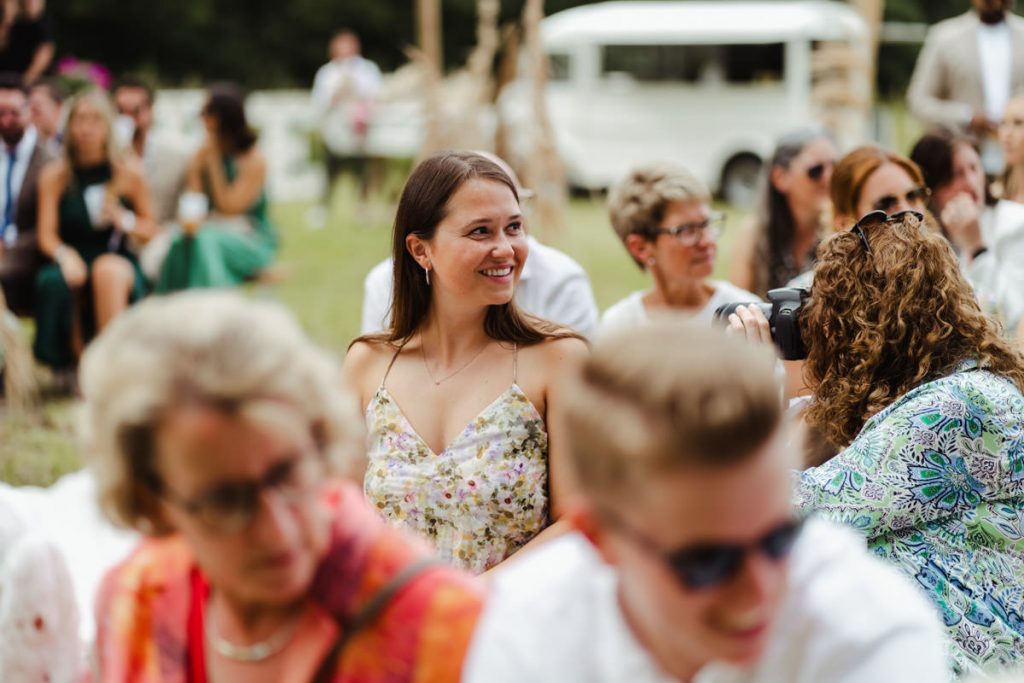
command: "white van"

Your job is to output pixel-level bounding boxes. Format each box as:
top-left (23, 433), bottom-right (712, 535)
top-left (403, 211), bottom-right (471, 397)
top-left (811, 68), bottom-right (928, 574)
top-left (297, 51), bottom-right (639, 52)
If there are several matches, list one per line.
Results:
top-left (499, 1), bottom-right (869, 204)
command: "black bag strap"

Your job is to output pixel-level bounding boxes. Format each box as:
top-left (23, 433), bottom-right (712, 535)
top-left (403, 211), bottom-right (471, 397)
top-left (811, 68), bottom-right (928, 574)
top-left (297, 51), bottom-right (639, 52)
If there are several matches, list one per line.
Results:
top-left (311, 557), bottom-right (439, 683)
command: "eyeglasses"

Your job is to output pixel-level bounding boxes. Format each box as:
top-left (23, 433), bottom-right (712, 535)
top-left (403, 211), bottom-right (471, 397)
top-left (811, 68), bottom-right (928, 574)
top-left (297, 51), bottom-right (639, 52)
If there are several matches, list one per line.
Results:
top-left (147, 456), bottom-right (320, 534)
top-left (601, 508), bottom-right (806, 590)
top-left (849, 209), bottom-right (924, 253)
top-left (646, 212), bottom-right (724, 246)
top-left (805, 161), bottom-right (834, 181)
top-left (871, 186), bottom-right (930, 214)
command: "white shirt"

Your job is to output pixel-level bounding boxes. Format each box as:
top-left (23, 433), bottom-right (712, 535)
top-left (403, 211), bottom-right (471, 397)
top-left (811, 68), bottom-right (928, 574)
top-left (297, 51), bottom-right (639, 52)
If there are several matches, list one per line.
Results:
top-left (360, 235), bottom-right (600, 339)
top-left (0, 126), bottom-right (37, 241)
top-left (464, 522), bottom-right (949, 683)
top-left (966, 199), bottom-right (1024, 332)
top-left (599, 281), bottom-right (760, 337)
top-left (977, 20), bottom-right (1013, 122)
top-left (311, 55), bottom-right (382, 118)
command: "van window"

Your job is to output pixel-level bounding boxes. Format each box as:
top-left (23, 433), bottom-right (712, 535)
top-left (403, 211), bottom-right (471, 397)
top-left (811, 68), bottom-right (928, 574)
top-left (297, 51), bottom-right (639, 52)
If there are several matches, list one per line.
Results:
top-left (548, 53), bottom-right (571, 81)
top-left (601, 44), bottom-right (785, 84)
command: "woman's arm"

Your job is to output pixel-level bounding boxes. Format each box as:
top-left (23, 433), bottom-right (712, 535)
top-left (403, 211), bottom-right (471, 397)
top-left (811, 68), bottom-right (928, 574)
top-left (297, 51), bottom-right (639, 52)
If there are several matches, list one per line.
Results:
top-left (21, 40), bottom-right (53, 85)
top-left (36, 160), bottom-right (86, 287)
top-left (203, 147), bottom-right (266, 216)
top-left (104, 161), bottom-right (157, 242)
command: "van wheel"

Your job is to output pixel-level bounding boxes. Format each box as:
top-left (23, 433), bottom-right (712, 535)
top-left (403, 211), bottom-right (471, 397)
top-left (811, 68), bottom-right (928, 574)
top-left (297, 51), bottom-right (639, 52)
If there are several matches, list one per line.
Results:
top-left (720, 155), bottom-right (762, 208)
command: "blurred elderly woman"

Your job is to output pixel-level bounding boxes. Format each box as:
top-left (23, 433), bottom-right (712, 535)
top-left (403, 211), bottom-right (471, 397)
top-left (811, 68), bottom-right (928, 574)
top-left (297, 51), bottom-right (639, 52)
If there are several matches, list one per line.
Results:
top-left (600, 162), bottom-right (758, 335)
top-left (791, 211), bottom-right (1024, 675)
top-left (82, 292), bottom-right (481, 682)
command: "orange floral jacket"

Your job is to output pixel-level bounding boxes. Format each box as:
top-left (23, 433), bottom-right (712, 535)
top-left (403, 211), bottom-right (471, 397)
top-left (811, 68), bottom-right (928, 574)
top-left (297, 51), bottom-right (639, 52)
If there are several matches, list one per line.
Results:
top-left (91, 481), bottom-right (484, 682)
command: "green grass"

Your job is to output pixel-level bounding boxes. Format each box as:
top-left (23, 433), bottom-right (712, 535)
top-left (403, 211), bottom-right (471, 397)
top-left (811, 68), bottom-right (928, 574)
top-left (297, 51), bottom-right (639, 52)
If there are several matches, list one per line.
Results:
top-left (0, 182), bottom-right (745, 486)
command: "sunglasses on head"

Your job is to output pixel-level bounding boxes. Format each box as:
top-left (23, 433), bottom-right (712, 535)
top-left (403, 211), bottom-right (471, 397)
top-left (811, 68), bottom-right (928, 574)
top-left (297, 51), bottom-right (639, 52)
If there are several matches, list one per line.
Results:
top-left (602, 508), bottom-right (806, 590)
top-left (871, 186), bottom-right (930, 214)
top-left (805, 161), bottom-right (833, 181)
top-left (849, 209), bottom-right (924, 253)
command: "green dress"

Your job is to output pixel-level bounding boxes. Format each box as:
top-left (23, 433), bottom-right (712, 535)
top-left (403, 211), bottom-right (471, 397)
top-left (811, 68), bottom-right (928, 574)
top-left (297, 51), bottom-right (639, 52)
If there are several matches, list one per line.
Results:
top-left (33, 163), bottom-right (147, 369)
top-left (155, 155), bottom-right (277, 293)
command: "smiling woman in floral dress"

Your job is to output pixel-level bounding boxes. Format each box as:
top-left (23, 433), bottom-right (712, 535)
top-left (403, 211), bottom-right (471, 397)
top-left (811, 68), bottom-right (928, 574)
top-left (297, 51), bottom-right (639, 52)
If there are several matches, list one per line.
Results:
top-left (343, 151), bottom-right (587, 573)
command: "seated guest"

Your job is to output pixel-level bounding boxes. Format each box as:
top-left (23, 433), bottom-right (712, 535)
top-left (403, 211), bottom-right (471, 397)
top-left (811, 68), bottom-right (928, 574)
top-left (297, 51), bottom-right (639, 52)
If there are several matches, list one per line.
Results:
top-left (33, 88), bottom-right (155, 375)
top-left (911, 128), bottom-right (1024, 336)
top-left (83, 292), bottom-right (482, 681)
top-left (601, 162), bottom-right (758, 336)
top-left (112, 76), bottom-right (188, 226)
top-left (0, 71), bottom-right (54, 316)
top-left (112, 75), bottom-right (189, 283)
top-left (730, 129), bottom-right (836, 297)
top-left (156, 83), bottom-right (277, 293)
top-left (464, 321), bottom-right (948, 682)
top-left (1001, 95), bottom-right (1024, 204)
top-left (361, 152), bottom-right (599, 339)
top-left (27, 77), bottom-right (63, 155)
top-left (786, 211), bottom-right (1024, 675)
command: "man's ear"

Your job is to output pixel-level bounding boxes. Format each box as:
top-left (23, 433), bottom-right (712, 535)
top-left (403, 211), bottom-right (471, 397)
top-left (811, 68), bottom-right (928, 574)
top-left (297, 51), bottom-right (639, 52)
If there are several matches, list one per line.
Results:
top-left (567, 500), bottom-right (619, 566)
top-left (405, 234), bottom-right (431, 270)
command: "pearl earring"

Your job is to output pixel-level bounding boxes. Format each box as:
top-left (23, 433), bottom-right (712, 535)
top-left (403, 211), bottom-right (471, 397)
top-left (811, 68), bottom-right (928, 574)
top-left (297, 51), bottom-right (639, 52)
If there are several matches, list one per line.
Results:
top-left (646, 257), bottom-right (656, 267)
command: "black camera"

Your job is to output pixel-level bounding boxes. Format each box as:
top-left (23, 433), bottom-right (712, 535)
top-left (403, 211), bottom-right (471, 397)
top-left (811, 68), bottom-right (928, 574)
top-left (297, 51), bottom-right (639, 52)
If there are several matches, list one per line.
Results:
top-left (713, 288), bottom-right (809, 361)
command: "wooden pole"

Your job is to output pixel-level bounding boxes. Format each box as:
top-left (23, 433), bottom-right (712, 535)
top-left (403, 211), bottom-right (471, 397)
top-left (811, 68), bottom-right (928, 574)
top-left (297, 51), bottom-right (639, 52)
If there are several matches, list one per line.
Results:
top-left (522, 0), bottom-right (566, 234)
top-left (416, 0), bottom-right (444, 157)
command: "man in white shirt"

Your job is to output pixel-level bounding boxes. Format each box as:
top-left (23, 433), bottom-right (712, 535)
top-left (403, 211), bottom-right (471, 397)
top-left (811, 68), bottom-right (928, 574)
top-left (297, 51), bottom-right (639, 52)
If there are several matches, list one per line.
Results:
top-left (0, 72), bottom-right (54, 316)
top-left (907, 0), bottom-right (1024, 172)
top-left (464, 321), bottom-right (949, 683)
top-left (361, 152), bottom-right (599, 338)
top-left (309, 30), bottom-right (382, 227)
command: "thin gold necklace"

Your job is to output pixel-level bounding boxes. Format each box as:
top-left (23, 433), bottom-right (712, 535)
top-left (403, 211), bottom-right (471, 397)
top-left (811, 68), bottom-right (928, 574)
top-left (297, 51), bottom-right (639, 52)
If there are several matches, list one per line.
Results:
top-left (421, 337), bottom-right (489, 386)
top-left (205, 604), bottom-right (302, 663)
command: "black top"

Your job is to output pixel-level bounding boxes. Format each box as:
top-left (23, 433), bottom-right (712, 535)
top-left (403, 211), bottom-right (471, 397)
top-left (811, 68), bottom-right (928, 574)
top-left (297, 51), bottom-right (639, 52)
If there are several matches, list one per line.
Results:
top-left (0, 17), bottom-right (52, 75)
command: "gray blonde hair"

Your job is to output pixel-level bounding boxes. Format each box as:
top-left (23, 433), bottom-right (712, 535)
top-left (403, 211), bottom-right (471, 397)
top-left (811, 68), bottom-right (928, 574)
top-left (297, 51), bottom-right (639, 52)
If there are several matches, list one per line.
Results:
top-left (564, 319), bottom-right (781, 500)
top-left (607, 162), bottom-right (710, 267)
top-left (78, 292), bottom-right (366, 535)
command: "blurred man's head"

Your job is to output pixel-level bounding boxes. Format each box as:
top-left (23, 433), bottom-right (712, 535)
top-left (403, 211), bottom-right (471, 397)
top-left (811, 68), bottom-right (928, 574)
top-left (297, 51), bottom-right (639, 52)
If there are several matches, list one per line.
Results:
top-left (112, 76), bottom-right (155, 139)
top-left (973, 0), bottom-right (1013, 24)
top-left (564, 321), bottom-right (794, 678)
top-left (0, 72), bottom-right (28, 147)
top-left (330, 30), bottom-right (361, 61)
top-left (28, 78), bottom-right (66, 141)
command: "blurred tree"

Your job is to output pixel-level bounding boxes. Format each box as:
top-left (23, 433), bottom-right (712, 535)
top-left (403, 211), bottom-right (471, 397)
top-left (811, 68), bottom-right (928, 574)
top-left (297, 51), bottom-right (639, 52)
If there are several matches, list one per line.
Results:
top-left (43, 0), bottom-right (1009, 92)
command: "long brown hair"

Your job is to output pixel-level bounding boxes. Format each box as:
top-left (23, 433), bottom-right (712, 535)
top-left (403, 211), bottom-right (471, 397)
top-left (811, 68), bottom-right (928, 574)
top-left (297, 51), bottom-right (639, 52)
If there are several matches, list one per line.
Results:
top-left (354, 150), bottom-right (579, 348)
top-left (803, 212), bottom-right (1024, 447)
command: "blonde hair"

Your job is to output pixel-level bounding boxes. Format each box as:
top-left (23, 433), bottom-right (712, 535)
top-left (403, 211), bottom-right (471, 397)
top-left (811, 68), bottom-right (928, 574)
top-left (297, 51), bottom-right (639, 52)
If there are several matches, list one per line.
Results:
top-left (78, 292), bottom-right (366, 535)
top-left (62, 87), bottom-right (123, 168)
top-left (564, 319), bottom-right (782, 499)
top-left (607, 162), bottom-right (711, 268)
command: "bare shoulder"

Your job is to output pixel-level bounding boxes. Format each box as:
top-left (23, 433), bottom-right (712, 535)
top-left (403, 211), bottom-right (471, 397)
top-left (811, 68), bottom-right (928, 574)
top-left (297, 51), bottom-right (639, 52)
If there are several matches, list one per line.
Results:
top-left (239, 146), bottom-right (267, 172)
top-left (341, 339), bottom-right (396, 402)
top-left (521, 334), bottom-right (589, 372)
top-left (39, 157), bottom-right (67, 184)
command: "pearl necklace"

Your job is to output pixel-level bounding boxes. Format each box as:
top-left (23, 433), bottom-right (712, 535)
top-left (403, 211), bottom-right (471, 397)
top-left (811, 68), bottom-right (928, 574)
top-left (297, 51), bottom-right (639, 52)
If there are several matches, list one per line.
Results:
top-left (205, 606), bottom-right (302, 663)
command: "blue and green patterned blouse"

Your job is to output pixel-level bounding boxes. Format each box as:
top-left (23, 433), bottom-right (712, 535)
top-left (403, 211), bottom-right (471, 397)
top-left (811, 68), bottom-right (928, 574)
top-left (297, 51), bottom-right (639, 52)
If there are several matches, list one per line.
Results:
top-left (796, 360), bottom-right (1024, 676)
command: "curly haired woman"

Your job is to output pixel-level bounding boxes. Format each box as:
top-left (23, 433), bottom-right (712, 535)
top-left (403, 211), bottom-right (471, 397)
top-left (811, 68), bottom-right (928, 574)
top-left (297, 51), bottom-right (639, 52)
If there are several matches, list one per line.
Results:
top-left (792, 211), bottom-right (1024, 675)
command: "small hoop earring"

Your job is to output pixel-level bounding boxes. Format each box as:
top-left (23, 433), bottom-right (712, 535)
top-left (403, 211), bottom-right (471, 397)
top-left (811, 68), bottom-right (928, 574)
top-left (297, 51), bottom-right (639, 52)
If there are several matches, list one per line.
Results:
top-left (424, 266), bottom-right (431, 286)
top-left (646, 257), bottom-right (656, 267)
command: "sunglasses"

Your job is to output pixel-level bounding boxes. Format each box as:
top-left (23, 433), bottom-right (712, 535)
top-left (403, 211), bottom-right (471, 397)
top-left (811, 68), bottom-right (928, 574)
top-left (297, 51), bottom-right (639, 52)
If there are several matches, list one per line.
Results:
top-left (871, 186), bottom-right (930, 214)
top-left (805, 161), bottom-right (833, 181)
top-left (850, 209), bottom-right (924, 253)
top-left (646, 212), bottom-right (724, 247)
top-left (602, 508), bottom-right (806, 590)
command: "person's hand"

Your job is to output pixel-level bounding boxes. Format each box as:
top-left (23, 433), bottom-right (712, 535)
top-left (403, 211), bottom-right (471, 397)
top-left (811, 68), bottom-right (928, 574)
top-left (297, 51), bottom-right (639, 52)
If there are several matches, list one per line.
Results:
top-left (941, 192), bottom-right (984, 256)
top-left (969, 112), bottom-right (999, 136)
top-left (55, 247), bottom-right (87, 288)
top-left (725, 304), bottom-right (773, 346)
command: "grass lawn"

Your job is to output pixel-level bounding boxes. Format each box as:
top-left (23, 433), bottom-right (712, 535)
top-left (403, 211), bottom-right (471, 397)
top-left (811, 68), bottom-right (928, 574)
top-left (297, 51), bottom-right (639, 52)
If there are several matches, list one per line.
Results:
top-left (0, 182), bottom-right (743, 487)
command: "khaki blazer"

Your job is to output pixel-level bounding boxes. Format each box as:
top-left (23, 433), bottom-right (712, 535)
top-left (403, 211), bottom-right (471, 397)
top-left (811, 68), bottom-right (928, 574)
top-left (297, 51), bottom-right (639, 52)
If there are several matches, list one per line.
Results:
top-left (907, 11), bottom-right (1024, 129)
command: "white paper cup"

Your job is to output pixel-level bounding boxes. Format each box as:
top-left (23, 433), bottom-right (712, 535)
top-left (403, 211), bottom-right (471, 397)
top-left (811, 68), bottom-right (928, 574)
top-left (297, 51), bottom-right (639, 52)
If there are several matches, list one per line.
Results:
top-left (178, 192), bottom-right (209, 225)
top-left (82, 184), bottom-right (107, 228)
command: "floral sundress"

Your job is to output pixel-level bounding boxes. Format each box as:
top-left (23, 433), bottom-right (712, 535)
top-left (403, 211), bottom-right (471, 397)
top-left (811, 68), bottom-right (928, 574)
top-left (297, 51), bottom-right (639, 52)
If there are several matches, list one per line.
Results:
top-left (364, 344), bottom-right (549, 573)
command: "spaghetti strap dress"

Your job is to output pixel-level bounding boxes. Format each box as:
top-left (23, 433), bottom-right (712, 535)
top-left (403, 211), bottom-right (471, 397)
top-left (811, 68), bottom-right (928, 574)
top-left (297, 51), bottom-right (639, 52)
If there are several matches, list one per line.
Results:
top-left (364, 343), bottom-right (549, 573)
